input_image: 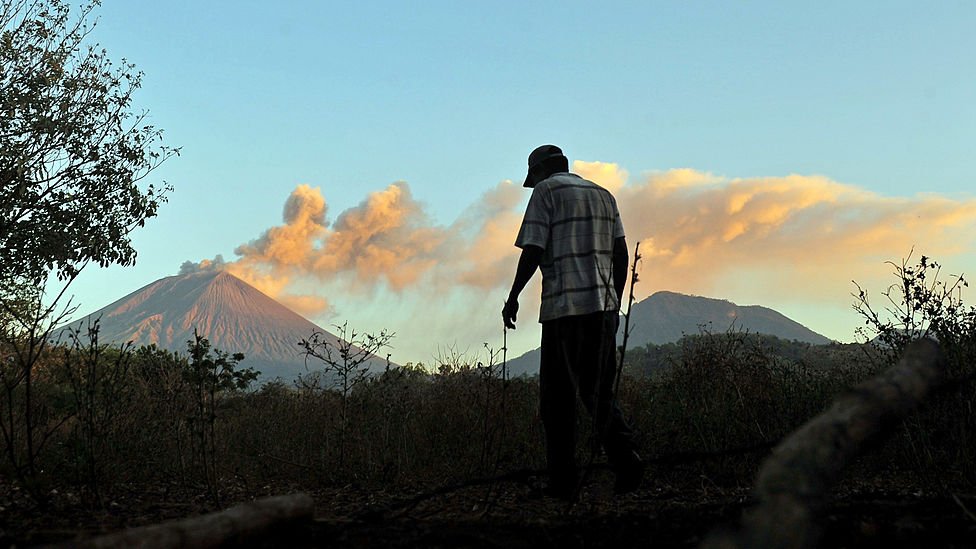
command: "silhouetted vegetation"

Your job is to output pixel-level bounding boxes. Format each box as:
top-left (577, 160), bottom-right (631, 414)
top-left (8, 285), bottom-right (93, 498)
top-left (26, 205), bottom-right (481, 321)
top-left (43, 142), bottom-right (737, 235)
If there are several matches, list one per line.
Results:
top-left (2, 259), bottom-right (974, 546)
top-left (3, 263), bottom-right (974, 504)
top-left (853, 253), bottom-right (976, 485)
top-left (1, 0), bottom-right (175, 517)
top-left (1, 0), bottom-right (176, 287)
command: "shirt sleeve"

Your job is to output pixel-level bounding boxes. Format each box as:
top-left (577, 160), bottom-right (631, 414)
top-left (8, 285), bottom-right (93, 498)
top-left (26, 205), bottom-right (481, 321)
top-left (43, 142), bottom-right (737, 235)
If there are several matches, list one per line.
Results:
top-left (514, 184), bottom-right (551, 250)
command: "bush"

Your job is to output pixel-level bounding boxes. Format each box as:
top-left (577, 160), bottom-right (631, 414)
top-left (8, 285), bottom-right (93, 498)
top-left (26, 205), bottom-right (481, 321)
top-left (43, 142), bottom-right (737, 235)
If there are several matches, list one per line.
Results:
top-left (853, 253), bottom-right (976, 484)
top-left (619, 328), bottom-right (874, 484)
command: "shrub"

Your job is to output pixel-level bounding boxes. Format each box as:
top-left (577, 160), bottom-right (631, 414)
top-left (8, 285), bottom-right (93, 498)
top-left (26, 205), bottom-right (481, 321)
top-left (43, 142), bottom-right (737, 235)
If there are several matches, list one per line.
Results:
top-left (853, 253), bottom-right (976, 484)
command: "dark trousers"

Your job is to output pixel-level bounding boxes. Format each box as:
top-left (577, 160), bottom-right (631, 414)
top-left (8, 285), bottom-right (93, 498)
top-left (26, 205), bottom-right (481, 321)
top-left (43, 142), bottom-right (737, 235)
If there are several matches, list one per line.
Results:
top-left (540, 311), bottom-right (637, 486)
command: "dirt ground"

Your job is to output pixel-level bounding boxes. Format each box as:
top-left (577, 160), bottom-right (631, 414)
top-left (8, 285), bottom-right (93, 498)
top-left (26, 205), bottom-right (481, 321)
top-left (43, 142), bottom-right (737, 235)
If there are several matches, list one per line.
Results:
top-left (3, 472), bottom-right (975, 548)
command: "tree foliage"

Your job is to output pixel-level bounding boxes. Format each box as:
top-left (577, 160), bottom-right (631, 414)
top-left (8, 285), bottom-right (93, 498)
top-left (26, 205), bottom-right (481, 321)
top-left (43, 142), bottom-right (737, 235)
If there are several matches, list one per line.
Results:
top-left (0, 0), bottom-right (176, 285)
top-left (853, 252), bottom-right (975, 364)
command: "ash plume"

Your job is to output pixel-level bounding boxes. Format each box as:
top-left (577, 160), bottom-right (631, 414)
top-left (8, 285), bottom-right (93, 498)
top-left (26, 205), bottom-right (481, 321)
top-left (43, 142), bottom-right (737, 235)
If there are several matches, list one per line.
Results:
top-left (179, 164), bottom-right (976, 354)
top-left (178, 255), bottom-right (227, 274)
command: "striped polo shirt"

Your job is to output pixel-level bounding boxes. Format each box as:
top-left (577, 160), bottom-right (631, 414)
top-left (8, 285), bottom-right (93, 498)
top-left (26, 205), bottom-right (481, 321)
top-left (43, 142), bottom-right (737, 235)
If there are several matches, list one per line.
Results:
top-left (515, 172), bottom-right (625, 322)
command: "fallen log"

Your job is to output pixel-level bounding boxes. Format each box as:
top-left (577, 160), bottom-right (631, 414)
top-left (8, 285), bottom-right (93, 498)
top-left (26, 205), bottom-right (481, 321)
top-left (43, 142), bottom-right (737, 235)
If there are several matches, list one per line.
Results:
top-left (702, 338), bottom-right (944, 549)
top-left (50, 493), bottom-right (314, 549)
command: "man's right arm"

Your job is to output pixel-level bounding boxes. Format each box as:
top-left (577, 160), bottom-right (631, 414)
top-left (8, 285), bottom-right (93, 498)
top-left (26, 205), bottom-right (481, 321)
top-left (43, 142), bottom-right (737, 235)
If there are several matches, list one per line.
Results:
top-left (612, 236), bottom-right (628, 305)
top-left (503, 244), bottom-right (543, 329)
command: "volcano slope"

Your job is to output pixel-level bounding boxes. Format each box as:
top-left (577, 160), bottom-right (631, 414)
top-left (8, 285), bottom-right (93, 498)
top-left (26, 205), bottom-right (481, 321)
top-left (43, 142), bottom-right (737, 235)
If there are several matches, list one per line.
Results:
top-left (58, 270), bottom-right (385, 381)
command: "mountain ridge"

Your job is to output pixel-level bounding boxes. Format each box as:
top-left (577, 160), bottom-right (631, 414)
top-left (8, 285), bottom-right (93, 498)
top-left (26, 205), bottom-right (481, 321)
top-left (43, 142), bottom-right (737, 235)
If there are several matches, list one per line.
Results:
top-left (627, 290), bottom-right (831, 346)
top-left (505, 290), bottom-right (832, 376)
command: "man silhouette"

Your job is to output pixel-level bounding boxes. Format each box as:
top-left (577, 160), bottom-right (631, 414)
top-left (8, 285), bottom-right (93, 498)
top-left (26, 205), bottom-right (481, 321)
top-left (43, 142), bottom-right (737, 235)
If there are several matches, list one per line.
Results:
top-left (503, 144), bottom-right (643, 499)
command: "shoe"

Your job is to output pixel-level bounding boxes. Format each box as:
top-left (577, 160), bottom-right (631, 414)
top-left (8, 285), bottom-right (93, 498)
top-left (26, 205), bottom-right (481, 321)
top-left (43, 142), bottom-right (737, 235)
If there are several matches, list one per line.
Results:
top-left (613, 453), bottom-right (645, 495)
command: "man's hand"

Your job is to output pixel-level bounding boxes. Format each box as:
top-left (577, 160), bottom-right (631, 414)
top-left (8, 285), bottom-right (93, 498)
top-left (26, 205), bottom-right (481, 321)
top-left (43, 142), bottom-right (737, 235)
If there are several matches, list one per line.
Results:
top-left (502, 299), bottom-right (519, 329)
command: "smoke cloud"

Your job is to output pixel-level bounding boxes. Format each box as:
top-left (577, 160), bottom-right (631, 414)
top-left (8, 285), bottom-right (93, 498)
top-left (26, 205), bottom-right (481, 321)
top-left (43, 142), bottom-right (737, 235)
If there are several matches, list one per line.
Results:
top-left (235, 184), bottom-right (329, 268)
top-left (178, 255), bottom-right (227, 275)
top-left (226, 182), bottom-right (449, 292)
top-left (180, 164), bottom-right (976, 358)
top-left (453, 180), bottom-right (523, 289)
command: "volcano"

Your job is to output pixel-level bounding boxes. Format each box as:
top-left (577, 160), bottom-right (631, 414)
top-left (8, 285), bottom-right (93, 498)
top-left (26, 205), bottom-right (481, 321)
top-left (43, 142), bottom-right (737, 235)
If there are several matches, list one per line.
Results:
top-left (58, 270), bottom-right (385, 381)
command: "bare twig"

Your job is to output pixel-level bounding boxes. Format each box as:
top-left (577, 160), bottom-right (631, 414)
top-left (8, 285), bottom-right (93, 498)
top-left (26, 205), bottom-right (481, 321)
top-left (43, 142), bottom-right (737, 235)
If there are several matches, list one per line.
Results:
top-left (615, 241), bottom-right (641, 398)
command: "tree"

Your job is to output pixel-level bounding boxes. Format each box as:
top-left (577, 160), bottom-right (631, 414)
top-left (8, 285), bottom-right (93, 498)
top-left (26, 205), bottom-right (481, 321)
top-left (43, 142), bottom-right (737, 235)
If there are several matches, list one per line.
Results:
top-left (298, 322), bottom-right (393, 468)
top-left (0, 0), bottom-right (175, 500)
top-left (1, 0), bottom-right (176, 288)
top-left (183, 332), bottom-right (257, 505)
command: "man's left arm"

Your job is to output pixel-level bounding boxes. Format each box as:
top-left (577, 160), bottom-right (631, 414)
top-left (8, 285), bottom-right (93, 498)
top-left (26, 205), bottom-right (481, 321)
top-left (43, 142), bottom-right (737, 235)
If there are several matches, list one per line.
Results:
top-left (612, 236), bottom-right (628, 306)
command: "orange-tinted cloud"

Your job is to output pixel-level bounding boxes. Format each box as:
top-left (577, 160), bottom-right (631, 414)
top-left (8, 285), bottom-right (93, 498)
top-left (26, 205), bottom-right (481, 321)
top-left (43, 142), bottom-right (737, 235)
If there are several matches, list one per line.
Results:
top-left (224, 182), bottom-right (452, 291)
top-left (180, 166), bottom-right (976, 353)
top-left (222, 180), bottom-right (527, 297)
top-left (276, 293), bottom-right (332, 317)
top-left (615, 170), bottom-right (976, 301)
top-left (234, 184), bottom-right (328, 268)
top-left (573, 160), bottom-right (628, 193)
top-left (179, 251), bottom-right (333, 317)
top-left (314, 182), bottom-right (448, 290)
top-left (453, 180), bottom-right (523, 288)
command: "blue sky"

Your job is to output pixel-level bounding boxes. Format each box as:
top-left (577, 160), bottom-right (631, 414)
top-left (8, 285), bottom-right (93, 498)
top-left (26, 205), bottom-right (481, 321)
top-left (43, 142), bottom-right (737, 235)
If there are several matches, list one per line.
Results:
top-left (60, 1), bottom-right (975, 363)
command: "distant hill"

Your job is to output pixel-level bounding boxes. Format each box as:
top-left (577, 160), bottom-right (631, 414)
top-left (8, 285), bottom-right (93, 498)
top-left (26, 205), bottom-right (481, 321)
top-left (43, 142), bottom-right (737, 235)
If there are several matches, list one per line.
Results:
top-left (56, 270), bottom-right (389, 381)
top-left (626, 291), bottom-right (831, 346)
top-left (505, 291), bottom-right (831, 376)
